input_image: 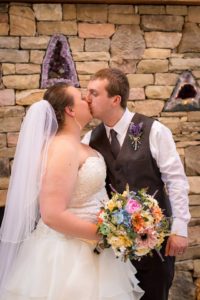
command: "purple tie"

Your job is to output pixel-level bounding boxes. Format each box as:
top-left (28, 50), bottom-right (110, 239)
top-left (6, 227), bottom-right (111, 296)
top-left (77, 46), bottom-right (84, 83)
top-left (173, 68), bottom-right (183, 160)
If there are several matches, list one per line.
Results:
top-left (110, 129), bottom-right (120, 159)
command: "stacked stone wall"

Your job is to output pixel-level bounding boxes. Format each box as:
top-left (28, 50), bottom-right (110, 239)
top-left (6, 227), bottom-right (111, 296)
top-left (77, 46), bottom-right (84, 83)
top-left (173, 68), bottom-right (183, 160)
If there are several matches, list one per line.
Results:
top-left (0, 3), bottom-right (200, 299)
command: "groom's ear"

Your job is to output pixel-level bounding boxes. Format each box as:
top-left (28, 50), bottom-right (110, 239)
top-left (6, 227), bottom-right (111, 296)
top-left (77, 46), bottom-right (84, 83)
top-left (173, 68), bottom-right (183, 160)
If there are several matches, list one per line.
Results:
top-left (65, 106), bottom-right (75, 117)
top-left (112, 95), bottom-right (121, 107)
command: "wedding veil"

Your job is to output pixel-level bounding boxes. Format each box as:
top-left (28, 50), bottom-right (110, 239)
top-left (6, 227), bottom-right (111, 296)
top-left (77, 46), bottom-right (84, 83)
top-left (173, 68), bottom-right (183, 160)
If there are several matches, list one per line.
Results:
top-left (0, 100), bottom-right (58, 293)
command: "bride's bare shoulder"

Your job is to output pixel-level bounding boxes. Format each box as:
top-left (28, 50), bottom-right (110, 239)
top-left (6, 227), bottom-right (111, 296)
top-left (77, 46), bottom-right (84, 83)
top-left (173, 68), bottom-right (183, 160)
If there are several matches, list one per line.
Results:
top-left (48, 135), bottom-right (79, 157)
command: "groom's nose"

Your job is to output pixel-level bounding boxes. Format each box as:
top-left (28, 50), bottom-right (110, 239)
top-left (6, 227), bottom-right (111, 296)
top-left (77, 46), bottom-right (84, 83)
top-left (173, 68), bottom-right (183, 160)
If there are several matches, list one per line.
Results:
top-left (85, 93), bottom-right (92, 104)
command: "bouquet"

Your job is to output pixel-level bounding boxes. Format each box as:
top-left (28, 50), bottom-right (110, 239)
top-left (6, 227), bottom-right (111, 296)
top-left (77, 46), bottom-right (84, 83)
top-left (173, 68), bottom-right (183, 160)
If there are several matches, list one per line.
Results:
top-left (95, 185), bottom-right (170, 262)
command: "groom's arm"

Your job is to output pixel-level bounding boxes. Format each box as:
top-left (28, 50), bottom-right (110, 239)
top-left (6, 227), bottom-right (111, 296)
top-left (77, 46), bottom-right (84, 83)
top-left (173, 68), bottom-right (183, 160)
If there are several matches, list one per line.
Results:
top-left (81, 130), bottom-right (92, 145)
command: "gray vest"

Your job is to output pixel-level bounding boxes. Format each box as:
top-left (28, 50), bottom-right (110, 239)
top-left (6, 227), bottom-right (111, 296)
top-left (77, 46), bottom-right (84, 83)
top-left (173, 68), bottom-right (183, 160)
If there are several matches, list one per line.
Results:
top-left (89, 113), bottom-right (172, 217)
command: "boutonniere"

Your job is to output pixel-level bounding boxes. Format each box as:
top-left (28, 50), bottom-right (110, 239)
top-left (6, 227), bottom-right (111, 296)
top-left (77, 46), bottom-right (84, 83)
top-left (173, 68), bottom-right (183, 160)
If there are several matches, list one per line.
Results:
top-left (129, 122), bottom-right (143, 151)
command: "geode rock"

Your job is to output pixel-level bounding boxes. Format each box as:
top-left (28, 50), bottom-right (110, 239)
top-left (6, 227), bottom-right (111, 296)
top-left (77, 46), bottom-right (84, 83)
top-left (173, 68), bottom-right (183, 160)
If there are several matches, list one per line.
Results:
top-left (163, 71), bottom-right (200, 112)
top-left (41, 34), bottom-right (79, 88)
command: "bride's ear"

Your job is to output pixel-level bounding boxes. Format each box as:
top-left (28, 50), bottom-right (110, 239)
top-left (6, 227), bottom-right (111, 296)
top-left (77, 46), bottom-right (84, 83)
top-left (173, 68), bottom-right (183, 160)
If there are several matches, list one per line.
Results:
top-left (65, 106), bottom-right (75, 117)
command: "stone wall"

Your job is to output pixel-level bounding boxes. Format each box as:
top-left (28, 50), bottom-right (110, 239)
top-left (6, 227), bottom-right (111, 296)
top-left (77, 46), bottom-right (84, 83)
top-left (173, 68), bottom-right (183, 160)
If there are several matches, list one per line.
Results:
top-left (0, 3), bottom-right (200, 299)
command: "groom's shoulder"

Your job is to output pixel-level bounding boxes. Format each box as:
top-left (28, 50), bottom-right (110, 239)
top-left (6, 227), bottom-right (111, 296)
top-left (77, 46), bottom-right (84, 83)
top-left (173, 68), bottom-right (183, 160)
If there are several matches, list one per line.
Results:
top-left (90, 122), bottom-right (106, 144)
top-left (134, 112), bottom-right (155, 124)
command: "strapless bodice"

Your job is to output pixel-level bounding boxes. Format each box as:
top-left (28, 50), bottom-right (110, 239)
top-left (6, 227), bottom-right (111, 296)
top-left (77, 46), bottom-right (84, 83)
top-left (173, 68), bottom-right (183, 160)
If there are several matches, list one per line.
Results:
top-left (68, 155), bottom-right (109, 222)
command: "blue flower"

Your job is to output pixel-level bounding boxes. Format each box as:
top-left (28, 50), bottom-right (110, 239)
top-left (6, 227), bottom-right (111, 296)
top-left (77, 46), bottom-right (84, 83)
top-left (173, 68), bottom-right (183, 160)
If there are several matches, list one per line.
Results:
top-left (112, 210), bottom-right (131, 227)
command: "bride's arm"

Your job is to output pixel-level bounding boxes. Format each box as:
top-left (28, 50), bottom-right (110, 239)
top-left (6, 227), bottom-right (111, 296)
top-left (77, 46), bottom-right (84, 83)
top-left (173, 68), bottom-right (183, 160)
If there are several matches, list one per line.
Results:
top-left (39, 139), bottom-right (99, 241)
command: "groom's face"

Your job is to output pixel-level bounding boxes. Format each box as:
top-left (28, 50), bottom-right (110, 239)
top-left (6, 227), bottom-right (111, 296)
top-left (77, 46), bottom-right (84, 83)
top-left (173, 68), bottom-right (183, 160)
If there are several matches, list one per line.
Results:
top-left (87, 78), bottom-right (113, 120)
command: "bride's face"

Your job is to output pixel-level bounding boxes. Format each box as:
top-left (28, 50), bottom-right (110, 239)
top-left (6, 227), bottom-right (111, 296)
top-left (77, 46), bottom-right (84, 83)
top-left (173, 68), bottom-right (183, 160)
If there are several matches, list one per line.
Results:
top-left (68, 87), bottom-right (92, 127)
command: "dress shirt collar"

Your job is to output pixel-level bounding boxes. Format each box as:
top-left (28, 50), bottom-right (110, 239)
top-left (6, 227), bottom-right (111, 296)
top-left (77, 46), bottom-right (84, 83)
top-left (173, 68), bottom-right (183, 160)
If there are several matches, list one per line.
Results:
top-left (104, 108), bottom-right (134, 139)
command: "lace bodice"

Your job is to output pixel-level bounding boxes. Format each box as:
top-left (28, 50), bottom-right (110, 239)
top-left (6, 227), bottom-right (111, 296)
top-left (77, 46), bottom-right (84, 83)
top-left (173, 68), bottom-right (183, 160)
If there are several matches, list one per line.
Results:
top-left (68, 155), bottom-right (108, 222)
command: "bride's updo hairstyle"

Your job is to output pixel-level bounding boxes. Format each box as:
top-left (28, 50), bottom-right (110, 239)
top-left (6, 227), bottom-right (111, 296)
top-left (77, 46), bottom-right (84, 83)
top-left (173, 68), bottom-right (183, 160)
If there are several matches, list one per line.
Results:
top-left (44, 82), bottom-right (74, 129)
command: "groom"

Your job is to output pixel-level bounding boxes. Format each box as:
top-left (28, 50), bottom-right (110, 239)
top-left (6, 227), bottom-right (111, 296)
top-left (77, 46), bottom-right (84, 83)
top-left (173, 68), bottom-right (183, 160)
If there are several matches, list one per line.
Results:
top-left (82, 68), bottom-right (190, 300)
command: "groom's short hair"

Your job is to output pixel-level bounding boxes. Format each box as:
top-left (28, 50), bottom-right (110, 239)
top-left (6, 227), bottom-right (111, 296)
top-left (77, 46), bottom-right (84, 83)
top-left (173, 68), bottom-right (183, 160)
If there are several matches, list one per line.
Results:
top-left (90, 68), bottom-right (129, 109)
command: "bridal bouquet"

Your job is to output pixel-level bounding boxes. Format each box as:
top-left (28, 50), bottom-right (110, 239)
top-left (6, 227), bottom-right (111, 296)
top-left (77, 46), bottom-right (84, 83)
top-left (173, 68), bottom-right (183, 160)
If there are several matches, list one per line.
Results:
top-left (96, 185), bottom-right (170, 262)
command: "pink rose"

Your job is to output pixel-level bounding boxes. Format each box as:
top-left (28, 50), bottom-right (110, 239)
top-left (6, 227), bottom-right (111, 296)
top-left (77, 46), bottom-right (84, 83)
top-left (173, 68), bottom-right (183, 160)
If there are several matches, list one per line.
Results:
top-left (125, 199), bottom-right (141, 214)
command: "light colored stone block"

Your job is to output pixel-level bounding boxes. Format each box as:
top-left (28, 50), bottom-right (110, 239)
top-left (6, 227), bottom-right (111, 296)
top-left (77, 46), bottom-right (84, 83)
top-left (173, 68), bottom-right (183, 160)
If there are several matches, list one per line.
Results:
top-left (0, 177), bottom-right (9, 189)
top-left (192, 71), bottom-right (200, 78)
top-left (0, 37), bottom-right (19, 48)
top-left (189, 195), bottom-right (200, 205)
top-left (2, 64), bottom-right (15, 75)
top-left (15, 64), bottom-right (41, 74)
top-left (188, 176), bottom-right (200, 194)
top-left (37, 21), bottom-right (77, 36)
top-left (0, 106), bottom-right (25, 118)
top-left (77, 4), bottom-right (107, 23)
top-left (0, 190), bottom-right (7, 206)
top-left (0, 50), bottom-right (29, 63)
top-left (188, 6), bottom-right (200, 23)
top-left (110, 59), bottom-right (137, 74)
top-left (166, 5), bottom-right (187, 15)
top-left (127, 74), bottom-right (154, 88)
top-left (63, 4), bottom-right (76, 20)
top-left (68, 37), bottom-right (84, 52)
top-left (188, 111), bottom-right (200, 122)
top-left (155, 73), bottom-right (178, 85)
top-left (78, 23), bottom-right (115, 38)
top-left (142, 15), bottom-right (184, 32)
top-left (128, 100), bottom-right (164, 117)
top-left (142, 48), bottom-right (171, 59)
top-left (85, 38), bottom-right (110, 52)
top-left (108, 14), bottom-right (140, 25)
top-left (0, 134), bottom-right (6, 148)
top-left (178, 23), bottom-right (200, 54)
top-left (169, 58), bottom-right (200, 71)
top-left (0, 23), bottom-right (9, 35)
top-left (0, 89), bottom-right (15, 106)
top-left (108, 5), bottom-right (134, 14)
top-left (21, 36), bottom-right (50, 49)
top-left (137, 60), bottom-right (168, 73)
top-left (76, 61), bottom-right (108, 75)
top-left (129, 88), bottom-right (145, 100)
top-left (138, 5), bottom-right (165, 15)
top-left (10, 5), bottom-right (35, 36)
top-left (111, 25), bottom-right (145, 60)
top-left (72, 52), bottom-right (110, 61)
top-left (30, 50), bottom-right (45, 64)
top-left (145, 85), bottom-right (173, 99)
top-left (0, 147), bottom-right (15, 158)
top-left (0, 117), bottom-right (22, 133)
top-left (3, 75), bottom-right (40, 90)
top-left (7, 132), bottom-right (19, 147)
top-left (33, 4), bottom-right (62, 21)
top-left (145, 32), bottom-right (182, 49)
top-left (16, 89), bottom-right (46, 105)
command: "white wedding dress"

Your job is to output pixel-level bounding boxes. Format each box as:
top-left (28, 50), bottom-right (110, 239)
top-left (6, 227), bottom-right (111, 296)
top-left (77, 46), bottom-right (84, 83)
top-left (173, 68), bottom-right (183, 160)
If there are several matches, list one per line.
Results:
top-left (1, 156), bottom-right (144, 300)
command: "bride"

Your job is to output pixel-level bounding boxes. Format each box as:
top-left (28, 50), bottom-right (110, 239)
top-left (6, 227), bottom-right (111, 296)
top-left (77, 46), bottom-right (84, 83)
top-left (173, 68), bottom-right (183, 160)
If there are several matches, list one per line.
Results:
top-left (0, 83), bottom-right (144, 300)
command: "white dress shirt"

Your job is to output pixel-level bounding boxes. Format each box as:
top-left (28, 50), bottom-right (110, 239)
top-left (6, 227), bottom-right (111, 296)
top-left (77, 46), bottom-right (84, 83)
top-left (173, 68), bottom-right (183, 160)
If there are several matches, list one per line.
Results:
top-left (82, 108), bottom-right (191, 237)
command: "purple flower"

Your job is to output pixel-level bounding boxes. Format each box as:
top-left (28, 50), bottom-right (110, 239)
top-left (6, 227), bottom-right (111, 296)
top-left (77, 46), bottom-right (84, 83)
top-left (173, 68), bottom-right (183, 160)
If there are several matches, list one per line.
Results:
top-left (129, 122), bottom-right (143, 136)
top-left (129, 122), bottom-right (143, 151)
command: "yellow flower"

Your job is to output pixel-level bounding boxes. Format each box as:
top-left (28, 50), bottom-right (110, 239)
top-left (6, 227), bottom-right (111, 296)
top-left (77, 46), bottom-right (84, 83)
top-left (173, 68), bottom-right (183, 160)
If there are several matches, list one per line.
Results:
top-left (106, 200), bottom-right (116, 211)
top-left (157, 232), bottom-right (165, 246)
top-left (135, 247), bottom-right (150, 256)
top-left (122, 190), bottom-right (128, 197)
top-left (108, 235), bottom-right (132, 248)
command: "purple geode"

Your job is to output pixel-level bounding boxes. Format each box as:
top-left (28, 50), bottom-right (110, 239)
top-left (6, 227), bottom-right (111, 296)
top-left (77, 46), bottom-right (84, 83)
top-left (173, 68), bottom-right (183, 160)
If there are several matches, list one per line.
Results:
top-left (41, 34), bottom-right (79, 88)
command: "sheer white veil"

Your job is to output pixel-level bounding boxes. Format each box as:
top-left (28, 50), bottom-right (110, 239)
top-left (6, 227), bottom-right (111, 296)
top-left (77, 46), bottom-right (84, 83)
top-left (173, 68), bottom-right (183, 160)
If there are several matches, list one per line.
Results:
top-left (0, 100), bottom-right (58, 293)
